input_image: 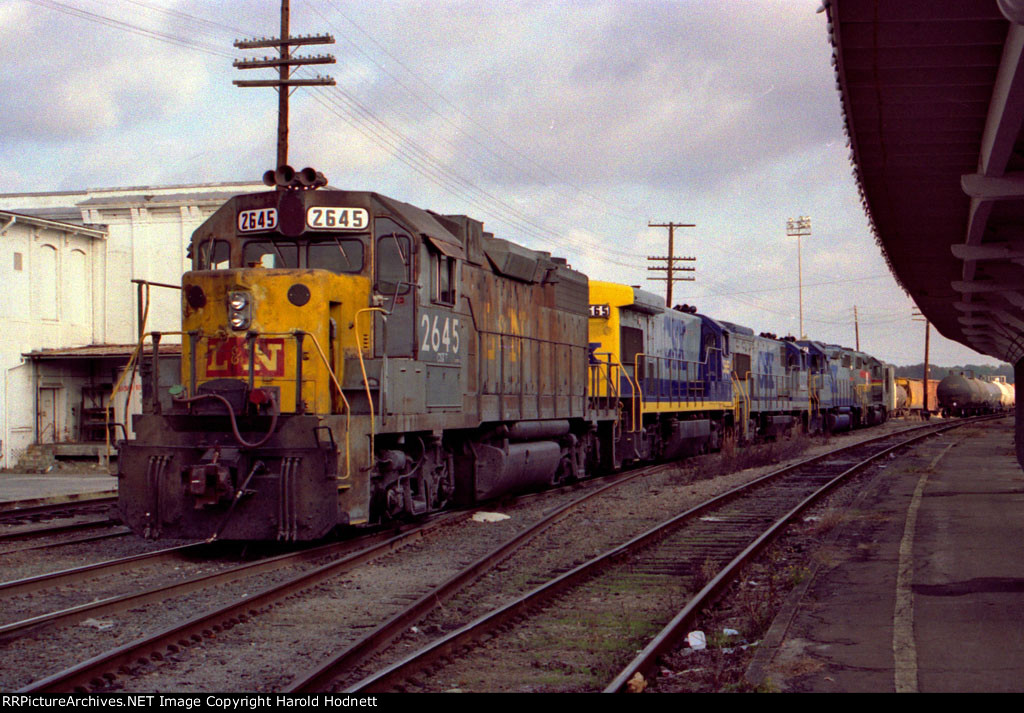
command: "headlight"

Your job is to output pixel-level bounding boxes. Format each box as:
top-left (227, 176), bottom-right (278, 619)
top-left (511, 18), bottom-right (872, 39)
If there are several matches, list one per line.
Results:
top-left (228, 291), bottom-right (252, 330)
top-left (229, 292), bottom-right (249, 311)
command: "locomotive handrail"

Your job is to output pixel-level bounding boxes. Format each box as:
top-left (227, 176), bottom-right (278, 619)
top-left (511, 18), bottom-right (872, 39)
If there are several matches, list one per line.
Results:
top-left (355, 307), bottom-right (387, 472)
top-left (634, 353), bottom-right (706, 416)
top-left (809, 373), bottom-right (820, 417)
top-left (731, 370), bottom-right (752, 441)
top-left (104, 320), bottom-right (190, 463)
top-left (176, 327), bottom-right (355, 478)
top-left (592, 356), bottom-right (637, 415)
top-left (587, 353), bottom-right (619, 411)
top-left (304, 331), bottom-right (352, 481)
top-left (131, 278), bottom-right (181, 339)
top-left (459, 294), bottom-right (591, 419)
top-left (588, 353), bottom-right (639, 431)
top-left (107, 283), bottom-right (154, 463)
top-left (636, 346), bottom-right (728, 415)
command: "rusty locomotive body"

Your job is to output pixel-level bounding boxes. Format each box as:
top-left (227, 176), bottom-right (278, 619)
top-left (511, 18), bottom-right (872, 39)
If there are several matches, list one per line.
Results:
top-left (119, 178), bottom-right (613, 540)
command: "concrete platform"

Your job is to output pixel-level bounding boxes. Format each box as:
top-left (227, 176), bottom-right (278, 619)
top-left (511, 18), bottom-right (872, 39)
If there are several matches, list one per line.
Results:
top-left (0, 472), bottom-right (117, 505)
top-left (748, 417), bottom-right (1024, 692)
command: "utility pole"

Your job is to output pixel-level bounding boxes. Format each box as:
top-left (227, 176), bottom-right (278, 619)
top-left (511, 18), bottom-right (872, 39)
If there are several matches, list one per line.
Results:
top-left (854, 305), bottom-right (860, 351)
top-left (647, 221), bottom-right (696, 307)
top-left (786, 216), bottom-right (811, 339)
top-left (233, 0), bottom-right (336, 169)
top-left (913, 310), bottom-right (931, 413)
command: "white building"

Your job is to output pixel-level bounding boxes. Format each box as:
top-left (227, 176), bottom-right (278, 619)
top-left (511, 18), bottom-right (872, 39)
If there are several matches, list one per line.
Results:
top-left (0, 181), bottom-right (263, 469)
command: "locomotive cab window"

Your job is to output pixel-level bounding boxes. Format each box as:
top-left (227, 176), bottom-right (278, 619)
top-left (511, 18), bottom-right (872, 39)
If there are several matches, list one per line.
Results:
top-left (733, 352), bottom-right (751, 378)
top-left (375, 218), bottom-right (411, 295)
top-left (433, 252), bottom-right (456, 305)
top-left (198, 239), bottom-right (231, 270)
top-left (243, 240), bottom-right (298, 269)
top-left (308, 236), bottom-right (365, 273)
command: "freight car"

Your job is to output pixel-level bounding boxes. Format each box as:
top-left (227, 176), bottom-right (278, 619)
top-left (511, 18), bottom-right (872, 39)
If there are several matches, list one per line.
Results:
top-left (117, 171), bottom-right (896, 541)
top-left (986, 375), bottom-right (1015, 410)
top-left (894, 377), bottom-right (939, 418)
top-left (937, 371), bottom-right (1006, 416)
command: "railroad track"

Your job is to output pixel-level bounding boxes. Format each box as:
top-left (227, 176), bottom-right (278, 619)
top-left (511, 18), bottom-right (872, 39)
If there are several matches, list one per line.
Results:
top-left (9, 417), bottom-right (992, 692)
top-left (0, 494), bottom-right (117, 523)
top-left (330, 416), bottom-right (995, 693)
top-left (0, 494), bottom-right (121, 545)
top-left (13, 464), bottom-right (673, 693)
top-left (14, 514), bottom-right (466, 692)
top-left (0, 528), bottom-right (132, 556)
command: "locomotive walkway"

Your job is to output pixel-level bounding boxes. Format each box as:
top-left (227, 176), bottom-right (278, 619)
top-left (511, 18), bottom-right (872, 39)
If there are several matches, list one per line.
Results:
top-left (747, 417), bottom-right (1024, 693)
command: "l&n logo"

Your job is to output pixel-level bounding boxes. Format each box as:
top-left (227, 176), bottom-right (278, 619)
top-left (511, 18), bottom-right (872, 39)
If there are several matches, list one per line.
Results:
top-left (205, 337), bottom-right (286, 377)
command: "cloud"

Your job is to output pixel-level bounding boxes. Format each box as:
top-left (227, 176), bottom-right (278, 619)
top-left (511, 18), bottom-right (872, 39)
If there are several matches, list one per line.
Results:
top-left (345, 0), bottom-right (840, 195)
top-left (0, 0), bottom-right (1005, 366)
top-left (1, 0), bottom-right (213, 141)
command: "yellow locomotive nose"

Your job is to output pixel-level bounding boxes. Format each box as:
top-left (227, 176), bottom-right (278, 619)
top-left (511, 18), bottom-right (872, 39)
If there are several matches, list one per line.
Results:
top-left (182, 268), bottom-right (369, 416)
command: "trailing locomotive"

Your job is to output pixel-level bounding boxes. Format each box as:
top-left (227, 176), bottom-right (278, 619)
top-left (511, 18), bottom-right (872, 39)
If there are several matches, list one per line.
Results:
top-left (586, 282), bottom-right (895, 458)
top-left (117, 172), bottom-right (895, 541)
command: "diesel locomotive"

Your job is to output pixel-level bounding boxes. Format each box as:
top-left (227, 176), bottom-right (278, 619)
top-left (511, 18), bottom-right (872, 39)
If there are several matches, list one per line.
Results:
top-left (117, 171), bottom-right (895, 541)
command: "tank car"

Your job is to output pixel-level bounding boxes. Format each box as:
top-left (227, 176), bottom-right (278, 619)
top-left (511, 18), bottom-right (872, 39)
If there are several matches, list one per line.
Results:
top-left (988, 376), bottom-right (1016, 409)
top-left (894, 377), bottom-right (936, 418)
top-left (938, 371), bottom-right (999, 416)
top-left (895, 379), bottom-right (911, 415)
top-left (118, 173), bottom-right (618, 541)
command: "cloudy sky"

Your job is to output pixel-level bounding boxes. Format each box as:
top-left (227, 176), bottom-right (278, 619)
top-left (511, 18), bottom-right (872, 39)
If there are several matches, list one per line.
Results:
top-left (1, 0), bottom-right (1004, 367)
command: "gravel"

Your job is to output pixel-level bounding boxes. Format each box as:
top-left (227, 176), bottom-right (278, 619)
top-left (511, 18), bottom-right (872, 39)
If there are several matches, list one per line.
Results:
top-left (0, 420), bottom-right (919, 692)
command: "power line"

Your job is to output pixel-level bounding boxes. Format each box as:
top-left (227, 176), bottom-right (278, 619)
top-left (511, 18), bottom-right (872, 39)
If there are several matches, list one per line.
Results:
top-left (310, 0), bottom-right (643, 224)
top-left (27, 0), bottom-right (646, 265)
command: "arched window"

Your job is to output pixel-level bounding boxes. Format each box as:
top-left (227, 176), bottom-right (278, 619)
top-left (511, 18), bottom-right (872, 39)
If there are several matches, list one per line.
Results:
top-left (33, 244), bottom-right (58, 320)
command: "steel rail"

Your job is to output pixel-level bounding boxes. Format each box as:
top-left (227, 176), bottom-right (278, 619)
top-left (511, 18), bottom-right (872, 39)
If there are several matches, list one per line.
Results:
top-left (0, 494), bottom-right (117, 518)
top-left (0, 542), bottom-right (207, 598)
top-left (604, 416), bottom-right (990, 692)
top-left (0, 518), bottom-right (120, 543)
top-left (285, 462), bottom-right (679, 692)
top-left (0, 528), bottom-right (130, 556)
top-left (299, 418), bottom-right (992, 691)
top-left (0, 522), bottom-right (434, 642)
top-left (344, 417), bottom-right (991, 693)
top-left (18, 512), bottom-right (467, 693)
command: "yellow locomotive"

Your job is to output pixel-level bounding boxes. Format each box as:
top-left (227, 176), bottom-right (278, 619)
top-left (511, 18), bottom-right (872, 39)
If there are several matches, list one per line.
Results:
top-left (118, 169), bottom-right (612, 540)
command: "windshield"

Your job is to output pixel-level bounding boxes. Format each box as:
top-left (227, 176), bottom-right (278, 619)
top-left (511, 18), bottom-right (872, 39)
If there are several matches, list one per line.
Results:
top-left (243, 240), bottom-right (299, 269)
top-left (308, 238), bottom-right (364, 273)
top-left (197, 239), bottom-right (230, 270)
